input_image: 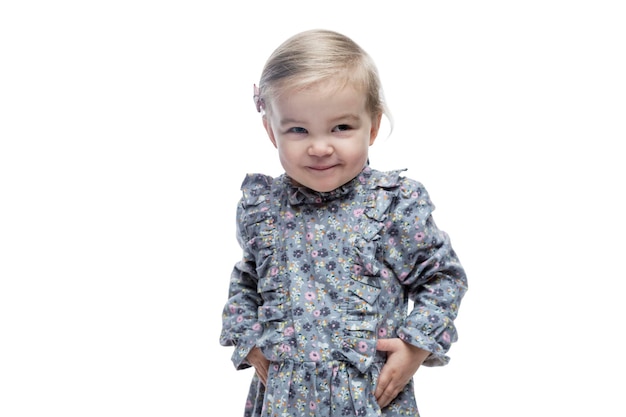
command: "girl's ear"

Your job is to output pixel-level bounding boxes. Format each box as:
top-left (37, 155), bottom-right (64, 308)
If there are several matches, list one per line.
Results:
top-left (263, 116), bottom-right (278, 148)
top-left (369, 112), bottom-right (383, 146)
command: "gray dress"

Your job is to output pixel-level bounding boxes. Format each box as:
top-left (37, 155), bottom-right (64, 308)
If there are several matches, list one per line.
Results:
top-left (220, 166), bottom-right (467, 416)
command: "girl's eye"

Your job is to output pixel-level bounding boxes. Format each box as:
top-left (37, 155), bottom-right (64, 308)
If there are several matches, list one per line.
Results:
top-left (288, 127), bottom-right (308, 134)
top-left (332, 124), bottom-right (351, 132)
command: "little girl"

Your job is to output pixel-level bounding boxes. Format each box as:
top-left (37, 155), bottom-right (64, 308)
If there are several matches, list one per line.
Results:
top-left (220, 29), bottom-right (468, 417)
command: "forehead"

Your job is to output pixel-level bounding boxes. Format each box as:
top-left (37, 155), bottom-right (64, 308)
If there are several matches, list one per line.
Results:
top-left (276, 73), bottom-right (364, 98)
top-left (270, 81), bottom-right (367, 120)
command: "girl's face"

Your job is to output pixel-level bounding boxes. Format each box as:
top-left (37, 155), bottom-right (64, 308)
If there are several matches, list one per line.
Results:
top-left (263, 81), bottom-right (381, 193)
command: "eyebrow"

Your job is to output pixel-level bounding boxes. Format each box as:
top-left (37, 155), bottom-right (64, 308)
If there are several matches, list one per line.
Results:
top-left (332, 114), bottom-right (361, 123)
top-left (279, 114), bottom-right (361, 126)
top-left (279, 117), bottom-right (305, 126)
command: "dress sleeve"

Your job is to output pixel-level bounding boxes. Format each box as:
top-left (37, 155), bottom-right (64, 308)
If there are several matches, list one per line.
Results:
top-left (387, 179), bottom-right (468, 366)
top-left (219, 174), bottom-right (273, 370)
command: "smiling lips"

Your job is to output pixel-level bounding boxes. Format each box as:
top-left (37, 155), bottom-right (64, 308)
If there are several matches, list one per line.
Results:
top-left (308, 164), bottom-right (337, 171)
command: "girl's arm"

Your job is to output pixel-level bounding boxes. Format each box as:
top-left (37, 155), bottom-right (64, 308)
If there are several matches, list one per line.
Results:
top-left (219, 203), bottom-right (265, 370)
top-left (376, 179), bottom-right (467, 406)
top-left (388, 179), bottom-right (468, 366)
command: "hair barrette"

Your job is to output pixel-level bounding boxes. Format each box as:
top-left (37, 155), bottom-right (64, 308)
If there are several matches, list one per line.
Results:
top-left (253, 84), bottom-right (265, 113)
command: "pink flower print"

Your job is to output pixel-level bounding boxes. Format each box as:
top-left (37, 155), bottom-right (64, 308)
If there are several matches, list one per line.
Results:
top-left (399, 271), bottom-right (408, 281)
top-left (280, 343), bottom-right (291, 353)
top-left (443, 331), bottom-right (451, 343)
top-left (358, 174), bottom-right (366, 183)
top-left (353, 208), bottom-right (365, 217)
top-left (358, 341), bottom-right (368, 353)
top-left (399, 333), bottom-right (406, 340)
top-left (388, 237), bottom-right (396, 246)
top-left (378, 328), bottom-right (387, 337)
top-left (313, 310), bottom-right (321, 317)
top-left (270, 266), bottom-right (279, 276)
top-left (310, 401), bottom-right (317, 410)
top-left (353, 265), bottom-right (362, 274)
top-left (260, 206), bottom-right (269, 212)
top-left (252, 323), bottom-right (261, 331)
top-left (284, 326), bottom-right (295, 337)
top-left (246, 400), bottom-right (253, 409)
top-left (309, 351), bottom-right (320, 361)
top-left (285, 211), bottom-right (294, 220)
top-left (381, 269), bottom-right (389, 278)
top-left (315, 197), bottom-right (322, 204)
top-left (306, 232), bottom-right (314, 241)
top-left (311, 250), bottom-right (318, 258)
top-left (411, 191), bottom-right (420, 198)
top-left (229, 304), bottom-right (237, 313)
top-left (305, 291), bottom-right (315, 301)
top-left (414, 232), bottom-right (425, 242)
top-left (236, 315), bottom-right (244, 323)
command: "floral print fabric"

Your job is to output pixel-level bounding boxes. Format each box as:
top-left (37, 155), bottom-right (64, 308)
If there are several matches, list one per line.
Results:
top-left (220, 166), bottom-right (467, 416)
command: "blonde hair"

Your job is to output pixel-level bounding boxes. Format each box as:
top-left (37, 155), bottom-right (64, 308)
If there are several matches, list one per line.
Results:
top-left (257, 29), bottom-right (391, 125)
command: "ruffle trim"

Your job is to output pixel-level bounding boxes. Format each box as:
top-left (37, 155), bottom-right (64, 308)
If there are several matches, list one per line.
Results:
top-left (336, 167), bottom-right (405, 372)
top-left (240, 174), bottom-right (295, 362)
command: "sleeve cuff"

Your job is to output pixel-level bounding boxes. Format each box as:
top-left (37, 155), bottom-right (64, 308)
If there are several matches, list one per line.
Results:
top-left (231, 340), bottom-right (257, 370)
top-left (397, 326), bottom-right (451, 367)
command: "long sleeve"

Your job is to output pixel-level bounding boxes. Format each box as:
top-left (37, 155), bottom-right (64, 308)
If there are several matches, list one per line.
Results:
top-left (219, 201), bottom-right (264, 370)
top-left (385, 179), bottom-right (468, 366)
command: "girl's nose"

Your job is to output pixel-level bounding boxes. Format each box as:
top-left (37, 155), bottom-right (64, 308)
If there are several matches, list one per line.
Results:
top-left (307, 137), bottom-right (333, 157)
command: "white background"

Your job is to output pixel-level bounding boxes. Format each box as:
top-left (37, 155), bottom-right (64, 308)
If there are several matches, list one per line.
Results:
top-left (1, 1), bottom-right (625, 416)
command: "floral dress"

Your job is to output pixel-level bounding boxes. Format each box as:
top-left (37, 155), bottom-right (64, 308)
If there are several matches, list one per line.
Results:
top-left (220, 166), bottom-right (468, 417)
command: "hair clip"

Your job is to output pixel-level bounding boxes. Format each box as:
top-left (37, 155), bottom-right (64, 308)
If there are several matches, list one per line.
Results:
top-left (253, 84), bottom-right (265, 113)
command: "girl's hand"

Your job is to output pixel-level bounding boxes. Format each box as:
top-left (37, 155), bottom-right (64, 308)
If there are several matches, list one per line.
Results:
top-left (246, 346), bottom-right (270, 386)
top-left (375, 338), bottom-right (430, 408)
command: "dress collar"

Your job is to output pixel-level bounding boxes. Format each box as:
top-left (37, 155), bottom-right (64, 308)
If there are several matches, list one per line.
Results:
top-left (285, 165), bottom-right (372, 206)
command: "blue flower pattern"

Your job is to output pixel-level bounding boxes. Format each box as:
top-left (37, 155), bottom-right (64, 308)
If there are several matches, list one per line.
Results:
top-left (220, 166), bottom-right (467, 416)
